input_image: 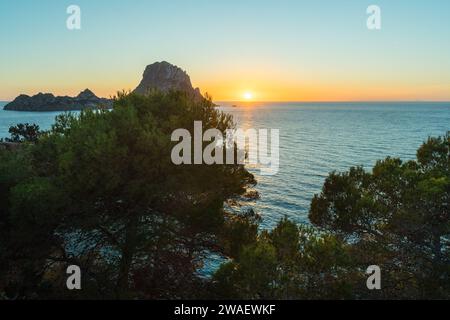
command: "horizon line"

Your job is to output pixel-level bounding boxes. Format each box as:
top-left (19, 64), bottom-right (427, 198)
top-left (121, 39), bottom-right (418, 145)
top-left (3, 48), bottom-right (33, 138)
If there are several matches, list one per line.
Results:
top-left (1, 99), bottom-right (450, 104)
top-left (214, 100), bottom-right (450, 103)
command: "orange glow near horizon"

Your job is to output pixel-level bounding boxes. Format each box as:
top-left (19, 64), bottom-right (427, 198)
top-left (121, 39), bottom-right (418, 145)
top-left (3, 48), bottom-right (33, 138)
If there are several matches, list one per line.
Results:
top-left (195, 80), bottom-right (450, 102)
top-left (3, 80), bottom-right (450, 103)
top-left (1, 54), bottom-right (449, 102)
top-left (194, 86), bottom-right (449, 103)
top-left (189, 64), bottom-right (450, 102)
top-left (2, 67), bottom-right (450, 102)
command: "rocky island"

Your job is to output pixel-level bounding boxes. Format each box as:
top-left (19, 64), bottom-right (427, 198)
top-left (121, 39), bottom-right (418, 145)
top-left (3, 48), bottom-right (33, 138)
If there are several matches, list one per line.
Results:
top-left (3, 89), bottom-right (113, 112)
top-left (3, 61), bottom-right (205, 112)
top-left (134, 61), bottom-right (204, 101)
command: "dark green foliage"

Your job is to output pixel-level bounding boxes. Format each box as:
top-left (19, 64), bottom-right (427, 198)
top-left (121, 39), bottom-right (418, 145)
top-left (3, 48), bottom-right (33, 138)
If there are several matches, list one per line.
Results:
top-left (0, 91), bottom-right (256, 299)
top-left (213, 133), bottom-right (449, 299)
top-left (4, 123), bottom-right (41, 143)
top-left (309, 132), bottom-right (449, 298)
top-left (212, 220), bottom-right (358, 299)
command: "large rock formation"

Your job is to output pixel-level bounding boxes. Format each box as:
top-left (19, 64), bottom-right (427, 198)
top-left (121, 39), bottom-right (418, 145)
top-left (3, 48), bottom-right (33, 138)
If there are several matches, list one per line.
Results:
top-left (4, 62), bottom-right (204, 112)
top-left (134, 61), bottom-right (204, 100)
top-left (3, 89), bottom-right (113, 112)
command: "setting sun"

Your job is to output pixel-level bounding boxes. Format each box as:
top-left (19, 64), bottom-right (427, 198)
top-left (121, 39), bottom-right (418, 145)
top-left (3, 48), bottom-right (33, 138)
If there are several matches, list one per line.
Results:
top-left (243, 92), bottom-right (253, 100)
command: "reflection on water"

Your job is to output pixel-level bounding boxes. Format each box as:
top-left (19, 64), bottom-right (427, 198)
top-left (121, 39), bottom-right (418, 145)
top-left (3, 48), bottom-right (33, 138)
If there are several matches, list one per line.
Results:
top-left (218, 101), bottom-right (450, 229)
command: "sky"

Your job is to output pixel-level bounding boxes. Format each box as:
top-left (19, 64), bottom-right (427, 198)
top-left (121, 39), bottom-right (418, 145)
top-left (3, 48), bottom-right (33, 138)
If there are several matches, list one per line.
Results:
top-left (1, 0), bottom-right (450, 101)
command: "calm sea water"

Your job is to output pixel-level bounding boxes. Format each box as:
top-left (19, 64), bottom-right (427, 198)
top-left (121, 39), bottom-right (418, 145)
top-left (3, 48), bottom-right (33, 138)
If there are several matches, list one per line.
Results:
top-left (0, 103), bottom-right (81, 137)
top-left (1, 101), bottom-right (449, 230)
top-left (220, 101), bottom-right (450, 229)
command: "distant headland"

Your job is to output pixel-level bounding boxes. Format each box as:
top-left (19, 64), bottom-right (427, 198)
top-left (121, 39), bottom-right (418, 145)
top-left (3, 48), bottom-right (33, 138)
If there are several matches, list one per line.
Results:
top-left (3, 61), bottom-right (204, 112)
top-left (3, 89), bottom-right (112, 112)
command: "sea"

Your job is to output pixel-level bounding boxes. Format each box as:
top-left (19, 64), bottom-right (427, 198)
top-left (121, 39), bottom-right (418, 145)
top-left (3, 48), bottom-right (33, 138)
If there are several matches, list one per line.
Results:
top-left (1, 101), bottom-right (449, 229)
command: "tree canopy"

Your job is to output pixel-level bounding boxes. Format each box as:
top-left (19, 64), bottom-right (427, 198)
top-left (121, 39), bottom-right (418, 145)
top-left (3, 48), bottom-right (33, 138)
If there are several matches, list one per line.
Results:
top-left (0, 91), bottom-right (256, 299)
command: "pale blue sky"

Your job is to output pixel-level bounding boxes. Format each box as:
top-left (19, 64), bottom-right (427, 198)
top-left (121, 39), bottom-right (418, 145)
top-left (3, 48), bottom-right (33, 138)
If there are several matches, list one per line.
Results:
top-left (1, 0), bottom-right (450, 101)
